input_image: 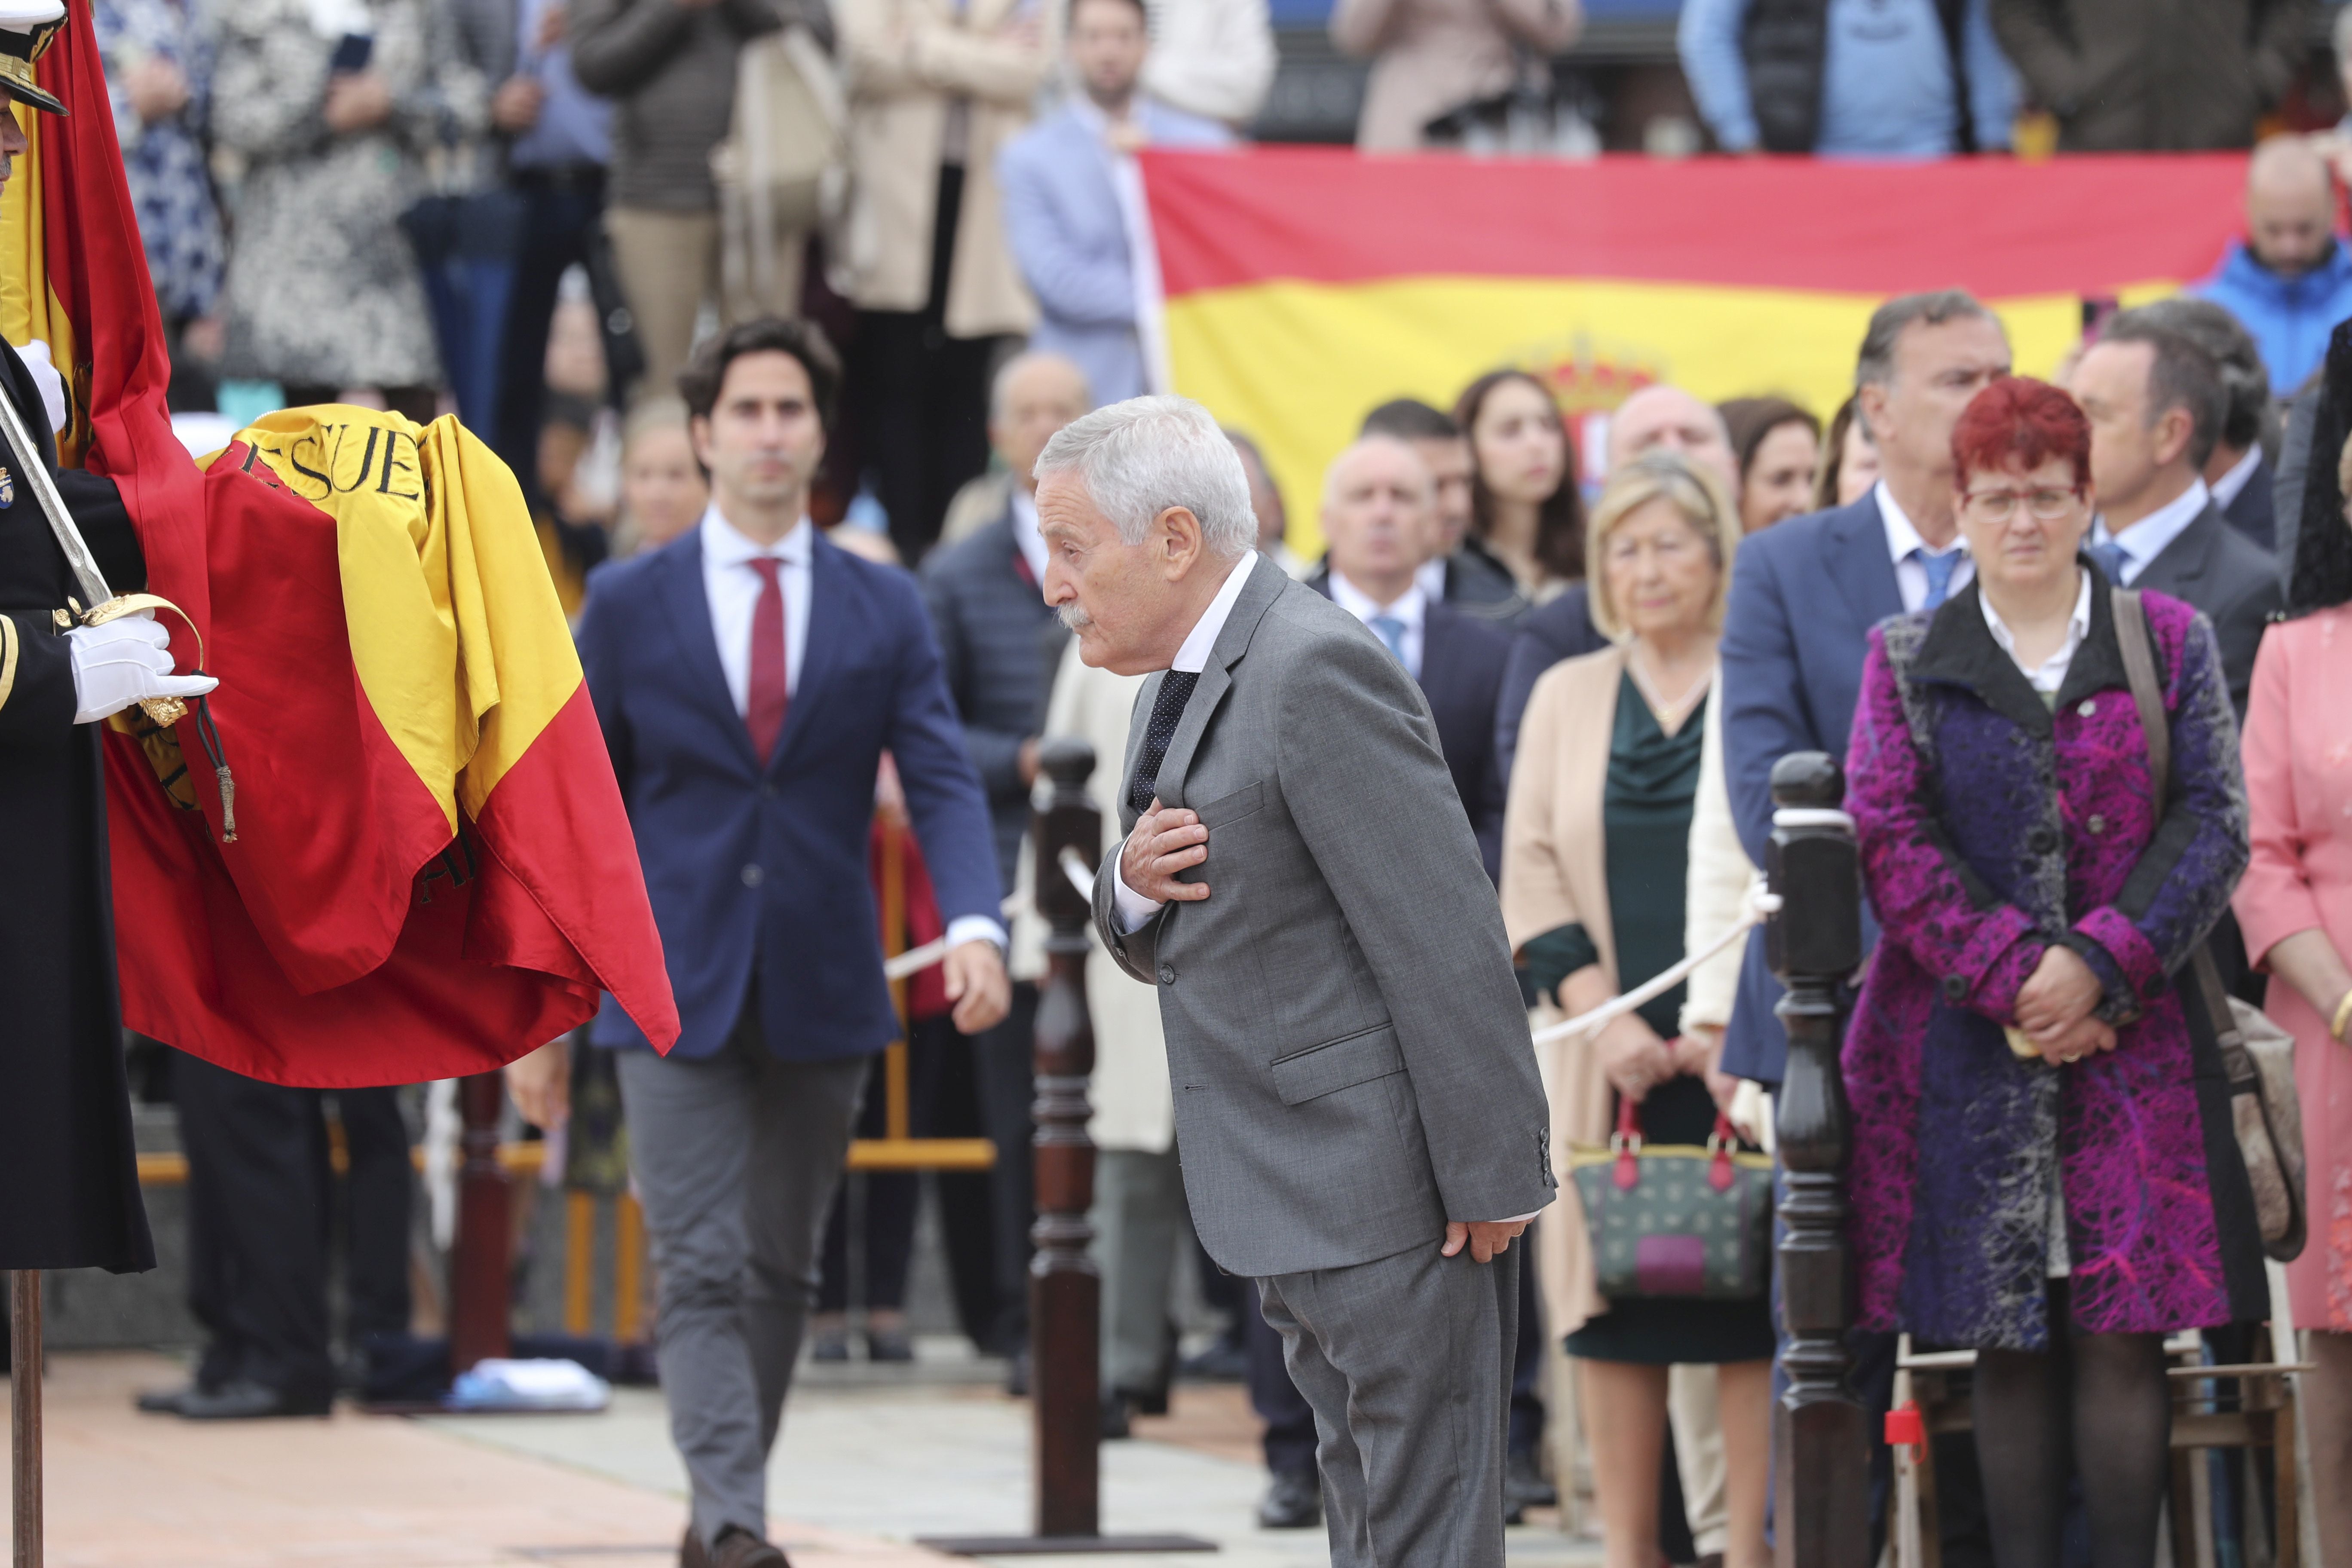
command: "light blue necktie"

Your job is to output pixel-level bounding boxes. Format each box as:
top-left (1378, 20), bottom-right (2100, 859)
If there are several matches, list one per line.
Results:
top-left (2088, 539), bottom-right (2130, 585)
top-left (1367, 613), bottom-right (1408, 666)
top-left (1912, 547), bottom-right (1962, 610)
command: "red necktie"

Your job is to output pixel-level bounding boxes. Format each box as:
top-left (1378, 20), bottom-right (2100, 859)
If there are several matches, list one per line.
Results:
top-left (747, 556), bottom-right (789, 763)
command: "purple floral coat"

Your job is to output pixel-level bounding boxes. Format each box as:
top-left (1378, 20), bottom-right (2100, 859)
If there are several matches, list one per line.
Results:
top-left (1842, 579), bottom-right (2267, 1351)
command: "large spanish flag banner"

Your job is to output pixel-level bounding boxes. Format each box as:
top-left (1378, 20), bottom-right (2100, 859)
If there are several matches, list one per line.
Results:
top-left (5, 0), bottom-right (677, 1086)
top-left (1143, 149), bottom-right (2253, 554)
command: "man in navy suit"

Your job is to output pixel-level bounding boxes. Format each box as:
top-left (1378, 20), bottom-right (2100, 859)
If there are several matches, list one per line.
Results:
top-left (996, 0), bottom-right (1228, 406)
top-left (1306, 436), bottom-right (1509, 879)
top-left (560, 320), bottom-right (1009, 1568)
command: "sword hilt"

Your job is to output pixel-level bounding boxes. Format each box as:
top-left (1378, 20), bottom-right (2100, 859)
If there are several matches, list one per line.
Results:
top-left (75, 593), bottom-right (205, 725)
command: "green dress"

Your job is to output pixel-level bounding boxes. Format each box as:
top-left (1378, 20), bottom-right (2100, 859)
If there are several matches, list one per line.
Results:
top-left (1524, 672), bottom-right (1777, 1366)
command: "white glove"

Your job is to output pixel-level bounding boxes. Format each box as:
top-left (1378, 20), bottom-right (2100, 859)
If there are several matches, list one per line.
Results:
top-left (67, 611), bottom-right (219, 723)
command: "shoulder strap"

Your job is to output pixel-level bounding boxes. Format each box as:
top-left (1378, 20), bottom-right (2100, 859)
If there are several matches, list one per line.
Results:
top-left (2110, 587), bottom-right (2168, 807)
top-left (2113, 587), bottom-right (2241, 1044)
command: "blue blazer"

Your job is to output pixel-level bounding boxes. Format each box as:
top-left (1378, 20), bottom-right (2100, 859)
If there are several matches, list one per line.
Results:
top-left (1717, 496), bottom-right (1897, 1084)
top-left (996, 100), bottom-right (1229, 405)
top-left (578, 527), bottom-right (1004, 1062)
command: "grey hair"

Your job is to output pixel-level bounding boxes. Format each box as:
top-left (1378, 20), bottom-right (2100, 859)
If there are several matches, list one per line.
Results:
top-left (1033, 395), bottom-right (1259, 557)
top-left (1321, 433), bottom-right (1432, 506)
top-left (1854, 289), bottom-right (2001, 391)
top-left (990, 350), bottom-right (1092, 422)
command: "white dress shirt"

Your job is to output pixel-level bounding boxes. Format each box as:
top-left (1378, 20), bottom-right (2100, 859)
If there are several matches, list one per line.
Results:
top-left (2208, 447), bottom-right (2262, 512)
top-left (705, 505), bottom-right (1006, 952)
top-left (2090, 478), bottom-right (2211, 587)
top-left (1981, 569), bottom-right (2093, 694)
top-left (1111, 550), bottom-right (1258, 932)
top-left (1327, 571), bottom-right (1427, 680)
top-left (1009, 488), bottom-right (1049, 582)
top-left (701, 506), bottom-right (812, 715)
top-left (1414, 554), bottom-right (1447, 603)
top-left (1876, 481), bottom-right (1975, 612)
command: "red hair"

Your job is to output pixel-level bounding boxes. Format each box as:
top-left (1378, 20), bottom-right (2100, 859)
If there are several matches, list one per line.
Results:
top-left (1948, 376), bottom-right (2091, 494)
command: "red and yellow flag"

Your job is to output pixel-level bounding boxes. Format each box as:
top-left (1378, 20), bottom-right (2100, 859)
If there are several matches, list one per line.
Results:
top-left (1142, 149), bottom-right (2252, 555)
top-left (9, 3), bottom-right (676, 1086)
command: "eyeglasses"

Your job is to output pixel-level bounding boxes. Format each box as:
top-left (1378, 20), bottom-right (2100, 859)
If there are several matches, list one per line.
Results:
top-left (1959, 487), bottom-right (2082, 522)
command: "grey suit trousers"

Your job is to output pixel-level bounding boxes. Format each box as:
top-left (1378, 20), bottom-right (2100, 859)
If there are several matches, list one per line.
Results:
top-left (615, 1012), bottom-right (869, 1549)
top-left (1258, 1244), bottom-right (1520, 1567)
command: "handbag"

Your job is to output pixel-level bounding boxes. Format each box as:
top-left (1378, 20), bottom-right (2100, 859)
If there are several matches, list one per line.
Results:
top-left (1569, 1096), bottom-right (1772, 1300)
top-left (710, 25), bottom-right (846, 320)
top-left (2110, 587), bottom-right (2308, 1263)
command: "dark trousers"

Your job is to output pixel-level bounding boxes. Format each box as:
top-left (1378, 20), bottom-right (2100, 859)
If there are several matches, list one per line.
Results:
top-left (845, 162), bottom-right (999, 564)
top-left (175, 1052), bottom-right (411, 1405)
top-left (815, 1015), bottom-right (998, 1339)
top-left (971, 981), bottom-right (1039, 1354)
top-left (494, 168), bottom-right (606, 499)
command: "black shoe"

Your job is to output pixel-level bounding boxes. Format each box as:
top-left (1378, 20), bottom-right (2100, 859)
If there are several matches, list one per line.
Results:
top-left (1256, 1468), bottom-right (1321, 1529)
top-left (864, 1327), bottom-right (913, 1364)
top-left (177, 1378), bottom-right (330, 1420)
top-left (1004, 1348), bottom-right (1030, 1397)
top-left (1504, 1447), bottom-right (1557, 1509)
top-left (134, 1384), bottom-right (197, 1415)
top-left (809, 1329), bottom-right (850, 1363)
top-left (1101, 1392), bottom-right (1133, 1440)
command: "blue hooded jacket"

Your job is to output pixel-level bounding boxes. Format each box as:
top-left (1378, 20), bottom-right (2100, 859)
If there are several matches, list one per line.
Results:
top-left (2193, 240), bottom-right (2352, 397)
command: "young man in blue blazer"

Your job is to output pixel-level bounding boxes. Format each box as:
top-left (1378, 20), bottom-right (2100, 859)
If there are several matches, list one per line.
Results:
top-left (527, 319), bottom-right (1010, 1568)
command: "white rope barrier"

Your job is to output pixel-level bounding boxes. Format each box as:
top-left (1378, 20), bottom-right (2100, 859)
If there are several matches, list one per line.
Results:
top-left (876, 848), bottom-right (1100, 982)
top-left (1530, 886), bottom-right (1782, 1046)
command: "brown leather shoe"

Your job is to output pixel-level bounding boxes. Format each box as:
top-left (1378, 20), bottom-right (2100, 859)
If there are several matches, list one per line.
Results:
top-left (707, 1528), bottom-right (789, 1568)
top-left (678, 1525), bottom-right (707, 1568)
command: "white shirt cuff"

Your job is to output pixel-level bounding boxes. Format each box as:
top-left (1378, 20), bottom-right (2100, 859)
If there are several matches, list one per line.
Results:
top-left (945, 916), bottom-right (1008, 952)
top-left (1111, 827), bottom-right (1167, 933)
top-left (1491, 1211), bottom-right (1541, 1224)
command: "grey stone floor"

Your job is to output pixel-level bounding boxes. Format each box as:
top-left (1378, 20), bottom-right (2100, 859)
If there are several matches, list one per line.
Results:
top-left (422, 1342), bottom-right (1603, 1568)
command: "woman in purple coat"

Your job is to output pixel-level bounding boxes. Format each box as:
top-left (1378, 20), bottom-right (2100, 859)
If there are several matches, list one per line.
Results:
top-left (1841, 377), bottom-right (2266, 1568)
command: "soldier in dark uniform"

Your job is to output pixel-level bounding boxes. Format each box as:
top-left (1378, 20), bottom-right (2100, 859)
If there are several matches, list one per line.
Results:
top-left (0, 18), bottom-right (219, 1284)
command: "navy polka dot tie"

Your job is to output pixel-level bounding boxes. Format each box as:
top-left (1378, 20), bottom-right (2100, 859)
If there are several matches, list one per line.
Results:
top-left (1128, 670), bottom-right (1200, 817)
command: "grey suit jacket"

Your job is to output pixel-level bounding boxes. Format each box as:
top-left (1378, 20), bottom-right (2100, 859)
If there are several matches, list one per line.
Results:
top-left (2130, 500), bottom-right (2281, 715)
top-left (1090, 555), bottom-right (1556, 1278)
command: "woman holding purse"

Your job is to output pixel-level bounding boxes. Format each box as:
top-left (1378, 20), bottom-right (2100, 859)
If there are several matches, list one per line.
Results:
top-left (1843, 377), bottom-right (2266, 1568)
top-left (1502, 451), bottom-right (1770, 1568)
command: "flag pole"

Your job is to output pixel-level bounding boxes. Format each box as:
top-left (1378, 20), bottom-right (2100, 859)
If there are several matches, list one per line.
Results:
top-left (10, 1268), bottom-right (41, 1568)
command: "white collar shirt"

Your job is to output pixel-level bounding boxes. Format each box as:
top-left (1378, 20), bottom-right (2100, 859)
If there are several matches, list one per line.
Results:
top-left (1170, 550), bottom-right (1259, 672)
top-left (2208, 447), bottom-right (2262, 511)
top-left (2091, 478), bottom-right (2212, 586)
top-left (1981, 569), bottom-right (2093, 694)
top-left (1009, 488), bottom-right (1047, 582)
top-left (1415, 554), bottom-right (1448, 603)
top-left (1876, 481), bottom-right (1975, 612)
top-left (700, 506), bottom-right (812, 716)
top-left (1327, 570), bottom-right (1428, 680)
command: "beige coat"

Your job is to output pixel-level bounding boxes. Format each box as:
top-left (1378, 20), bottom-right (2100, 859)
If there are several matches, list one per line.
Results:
top-left (1679, 678), bottom-right (1755, 1037)
top-left (1009, 640), bottom-right (1174, 1153)
top-left (1498, 642), bottom-right (1623, 1340)
top-left (1327, 0), bottom-right (1578, 151)
top-left (836, 0), bottom-right (1048, 337)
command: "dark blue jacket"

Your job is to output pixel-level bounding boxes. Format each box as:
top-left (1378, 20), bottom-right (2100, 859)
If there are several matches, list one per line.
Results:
top-left (579, 527), bottom-right (1003, 1061)
top-left (1718, 496), bottom-right (1898, 1084)
top-left (2194, 240), bottom-right (2352, 398)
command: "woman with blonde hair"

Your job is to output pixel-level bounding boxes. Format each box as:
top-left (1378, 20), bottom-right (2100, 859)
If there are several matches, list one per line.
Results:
top-left (1501, 451), bottom-right (1770, 1568)
top-left (610, 398), bottom-right (710, 560)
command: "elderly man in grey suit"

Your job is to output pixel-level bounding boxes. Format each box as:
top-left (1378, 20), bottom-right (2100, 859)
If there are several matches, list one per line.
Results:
top-left (1038, 395), bottom-right (1556, 1564)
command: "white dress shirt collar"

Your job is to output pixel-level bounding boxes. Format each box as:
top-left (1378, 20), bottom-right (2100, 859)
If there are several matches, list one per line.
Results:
top-left (1980, 569), bottom-right (2093, 694)
top-left (1875, 480), bottom-right (1976, 613)
top-left (1009, 488), bottom-right (1047, 582)
top-left (1326, 570), bottom-right (1428, 679)
top-left (700, 506), bottom-right (813, 715)
top-left (1414, 554), bottom-right (1447, 602)
top-left (2092, 477), bottom-right (2211, 584)
top-left (1170, 551), bottom-right (1259, 673)
top-left (2208, 447), bottom-right (2262, 511)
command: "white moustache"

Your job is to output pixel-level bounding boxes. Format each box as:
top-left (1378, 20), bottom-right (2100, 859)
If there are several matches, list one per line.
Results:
top-left (1057, 602), bottom-right (1093, 632)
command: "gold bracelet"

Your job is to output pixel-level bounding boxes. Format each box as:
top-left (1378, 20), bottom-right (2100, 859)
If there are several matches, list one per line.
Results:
top-left (2331, 988), bottom-right (2352, 1044)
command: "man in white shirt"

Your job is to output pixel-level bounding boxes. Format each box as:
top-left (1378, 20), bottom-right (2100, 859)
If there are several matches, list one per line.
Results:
top-left (2073, 309), bottom-right (2282, 711)
top-left (532, 320), bottom-right (1011, 1568)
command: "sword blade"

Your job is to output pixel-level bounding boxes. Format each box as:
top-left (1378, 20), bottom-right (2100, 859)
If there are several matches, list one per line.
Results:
top-left (0, 380), bottom-right (111, 611)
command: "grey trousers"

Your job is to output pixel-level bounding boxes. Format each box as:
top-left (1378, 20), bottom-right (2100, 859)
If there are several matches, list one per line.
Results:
top-left (1092, 1148), bottom-right (1184, 1396)
top-left (616, 1025), bottom-right (869, 1549)
top-left (1258, 1243), bottom-right (1519, 1568)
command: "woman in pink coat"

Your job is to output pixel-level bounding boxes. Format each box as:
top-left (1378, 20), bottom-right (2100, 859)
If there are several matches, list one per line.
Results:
top-left (2232, 432), bottom-right (2352, 1565)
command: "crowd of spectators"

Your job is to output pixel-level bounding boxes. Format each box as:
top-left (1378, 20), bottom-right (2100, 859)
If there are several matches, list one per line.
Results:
top-left (88, 0), bottom-right (2352, 1562)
